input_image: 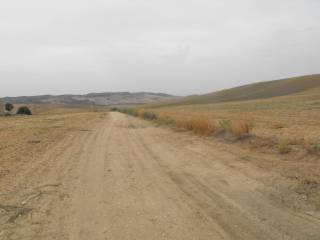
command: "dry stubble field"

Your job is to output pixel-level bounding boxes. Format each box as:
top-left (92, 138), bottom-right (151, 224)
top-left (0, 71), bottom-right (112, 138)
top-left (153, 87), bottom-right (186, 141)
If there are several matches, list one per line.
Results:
top-left (0, 102), bottom-right (319, 240)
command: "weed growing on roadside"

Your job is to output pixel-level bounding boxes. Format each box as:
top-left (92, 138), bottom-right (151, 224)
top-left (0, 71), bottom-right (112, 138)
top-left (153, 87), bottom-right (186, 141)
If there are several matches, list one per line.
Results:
top-left (217, 118), bottom-right (253, 139)
top-left (304, 141), bottom-right (320, 155)
top-left (142, 111), bottom-right (158, 120)
top-left (218, 119), bottom-right (231, 133)
top-left (110, 107), bottom-right (118, 112)
top-left (278, 143), bottom-right (292, 154)
top-left (118, 108), bottom-right (138, 117)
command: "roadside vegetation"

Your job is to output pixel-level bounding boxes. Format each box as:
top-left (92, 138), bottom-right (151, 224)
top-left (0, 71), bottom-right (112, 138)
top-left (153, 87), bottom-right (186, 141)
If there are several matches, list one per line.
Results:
top-left (115, 104), bottom-right (320, 209)
top-left (116, 102), bottom-right (319, 158)
top-left (305, 141), bottom-right (320, 156)
top-left (277, 143), bottom-right (292, 154)
top-left (117, 108), bottom-right (253, 138)
top-left (135, 74), bottom-right (320, 158)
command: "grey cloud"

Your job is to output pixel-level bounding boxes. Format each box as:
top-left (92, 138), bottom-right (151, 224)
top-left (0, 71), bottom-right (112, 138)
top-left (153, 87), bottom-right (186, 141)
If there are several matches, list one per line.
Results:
top-left (1, 0), bottom-right (319, 96)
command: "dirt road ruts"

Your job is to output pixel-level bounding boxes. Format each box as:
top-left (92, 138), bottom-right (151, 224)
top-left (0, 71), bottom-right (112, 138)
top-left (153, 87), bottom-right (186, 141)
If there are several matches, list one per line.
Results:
top-left (1, 112), bottom-right (319, 240)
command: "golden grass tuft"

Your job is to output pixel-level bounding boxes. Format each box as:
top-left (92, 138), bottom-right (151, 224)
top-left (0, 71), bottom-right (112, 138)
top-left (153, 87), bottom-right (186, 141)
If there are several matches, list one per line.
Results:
top-left (216, 117), bottom-right (253, 139)
top-left (230, 118), bottom-right (253, 139)
top-left (126, 109), bottom-right (254, 139)
top-left (175, 115), bottom-right (216, 136)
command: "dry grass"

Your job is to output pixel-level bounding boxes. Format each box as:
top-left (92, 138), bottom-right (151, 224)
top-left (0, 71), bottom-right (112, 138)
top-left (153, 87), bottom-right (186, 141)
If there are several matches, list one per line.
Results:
top-left (121, 88), bottom-right (320, 151)
top-left (0, 106), bottom-right (107, 172)
top-left (230, 118), bottom-right (253, 139)
top-left (216, 118), bottom-right (253, 139)
top-left (271, 122), bottom-right (285, 129)
top-left (144, 85), bottom-right (320, 145)
top-left (175, 115), bottom-right (216, 136)
top-left (130, 109), bottom-right (253, 138)
top-left (156, 115), bottom-right (176, 125)
top-left (128, 109), bottom-right (216, 136)
top-left (150, 74), bottom-right (320, 107)
top-left (120, 96), bottom-right (320, 212)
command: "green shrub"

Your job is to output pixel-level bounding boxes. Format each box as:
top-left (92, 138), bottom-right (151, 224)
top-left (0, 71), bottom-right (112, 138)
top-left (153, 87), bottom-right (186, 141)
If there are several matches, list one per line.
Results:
top-left (119, 108), bottom-right (138, 117)
top-left (16, 106), bottom-right (32, 115)
top-left (277, 143), bottom-right (291, 154)
top-left (314, 143), bottom-right (320, 151)
top-left (142, 111), bottom-right (158, 120)
top-left (305, 142), bottom-right (320, 155)
top-left (110, 107), bottom-right (118, 112)
top-left (218, 119), bottom-right (231, 133)
top-left (5, 103), bottom-right (14, 112)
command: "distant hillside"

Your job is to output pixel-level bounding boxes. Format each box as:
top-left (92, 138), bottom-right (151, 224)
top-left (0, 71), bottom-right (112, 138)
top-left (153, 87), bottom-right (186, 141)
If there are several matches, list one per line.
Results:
top-left (154, 74), bottom-right (320, 107)
top-left (0, 92), bottom-right (177, 106)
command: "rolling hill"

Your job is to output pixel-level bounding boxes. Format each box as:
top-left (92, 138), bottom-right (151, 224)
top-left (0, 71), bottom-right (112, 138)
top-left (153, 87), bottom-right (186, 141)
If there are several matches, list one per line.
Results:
top-left (154, 74), bottom-right (320, 107)
top-left (0, 92), bottom-right (177, 106)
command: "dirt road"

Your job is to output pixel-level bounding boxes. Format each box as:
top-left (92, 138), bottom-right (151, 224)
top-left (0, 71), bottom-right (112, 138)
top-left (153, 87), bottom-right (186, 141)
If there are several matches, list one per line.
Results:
top-left (1, 112), bottom-right (319, 239)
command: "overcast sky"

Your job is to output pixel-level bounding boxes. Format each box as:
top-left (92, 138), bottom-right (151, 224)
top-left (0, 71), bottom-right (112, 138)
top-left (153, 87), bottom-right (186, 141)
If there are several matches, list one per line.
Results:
top-left (1, 0), bottom-right (319, 97)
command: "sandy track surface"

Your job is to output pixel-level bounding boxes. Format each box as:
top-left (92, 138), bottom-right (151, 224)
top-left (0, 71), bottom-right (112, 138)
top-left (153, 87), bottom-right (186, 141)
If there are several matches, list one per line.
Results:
top-left (1, 112), bottom-right (319, 240)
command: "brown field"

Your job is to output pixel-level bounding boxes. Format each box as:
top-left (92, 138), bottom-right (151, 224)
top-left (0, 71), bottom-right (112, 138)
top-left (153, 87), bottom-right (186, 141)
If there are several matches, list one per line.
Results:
top-left (1, 92), bottom-right (320, 239)
top-left (0, 105), bottom-right (107, 176)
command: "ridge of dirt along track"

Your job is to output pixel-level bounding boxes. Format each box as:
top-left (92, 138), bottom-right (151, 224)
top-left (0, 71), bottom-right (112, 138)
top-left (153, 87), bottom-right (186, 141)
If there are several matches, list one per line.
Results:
top-left (1, 112), bottom-right (319, 240)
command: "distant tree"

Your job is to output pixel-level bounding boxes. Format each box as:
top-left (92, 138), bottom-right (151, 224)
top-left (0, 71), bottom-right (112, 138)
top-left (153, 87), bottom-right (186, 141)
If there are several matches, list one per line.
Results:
top-left (110, 107), bottom-right (118, 112)
top-left (16, 106), bottom-right (32, 115)
top-left (5, 103), bottom-right (14, 112)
